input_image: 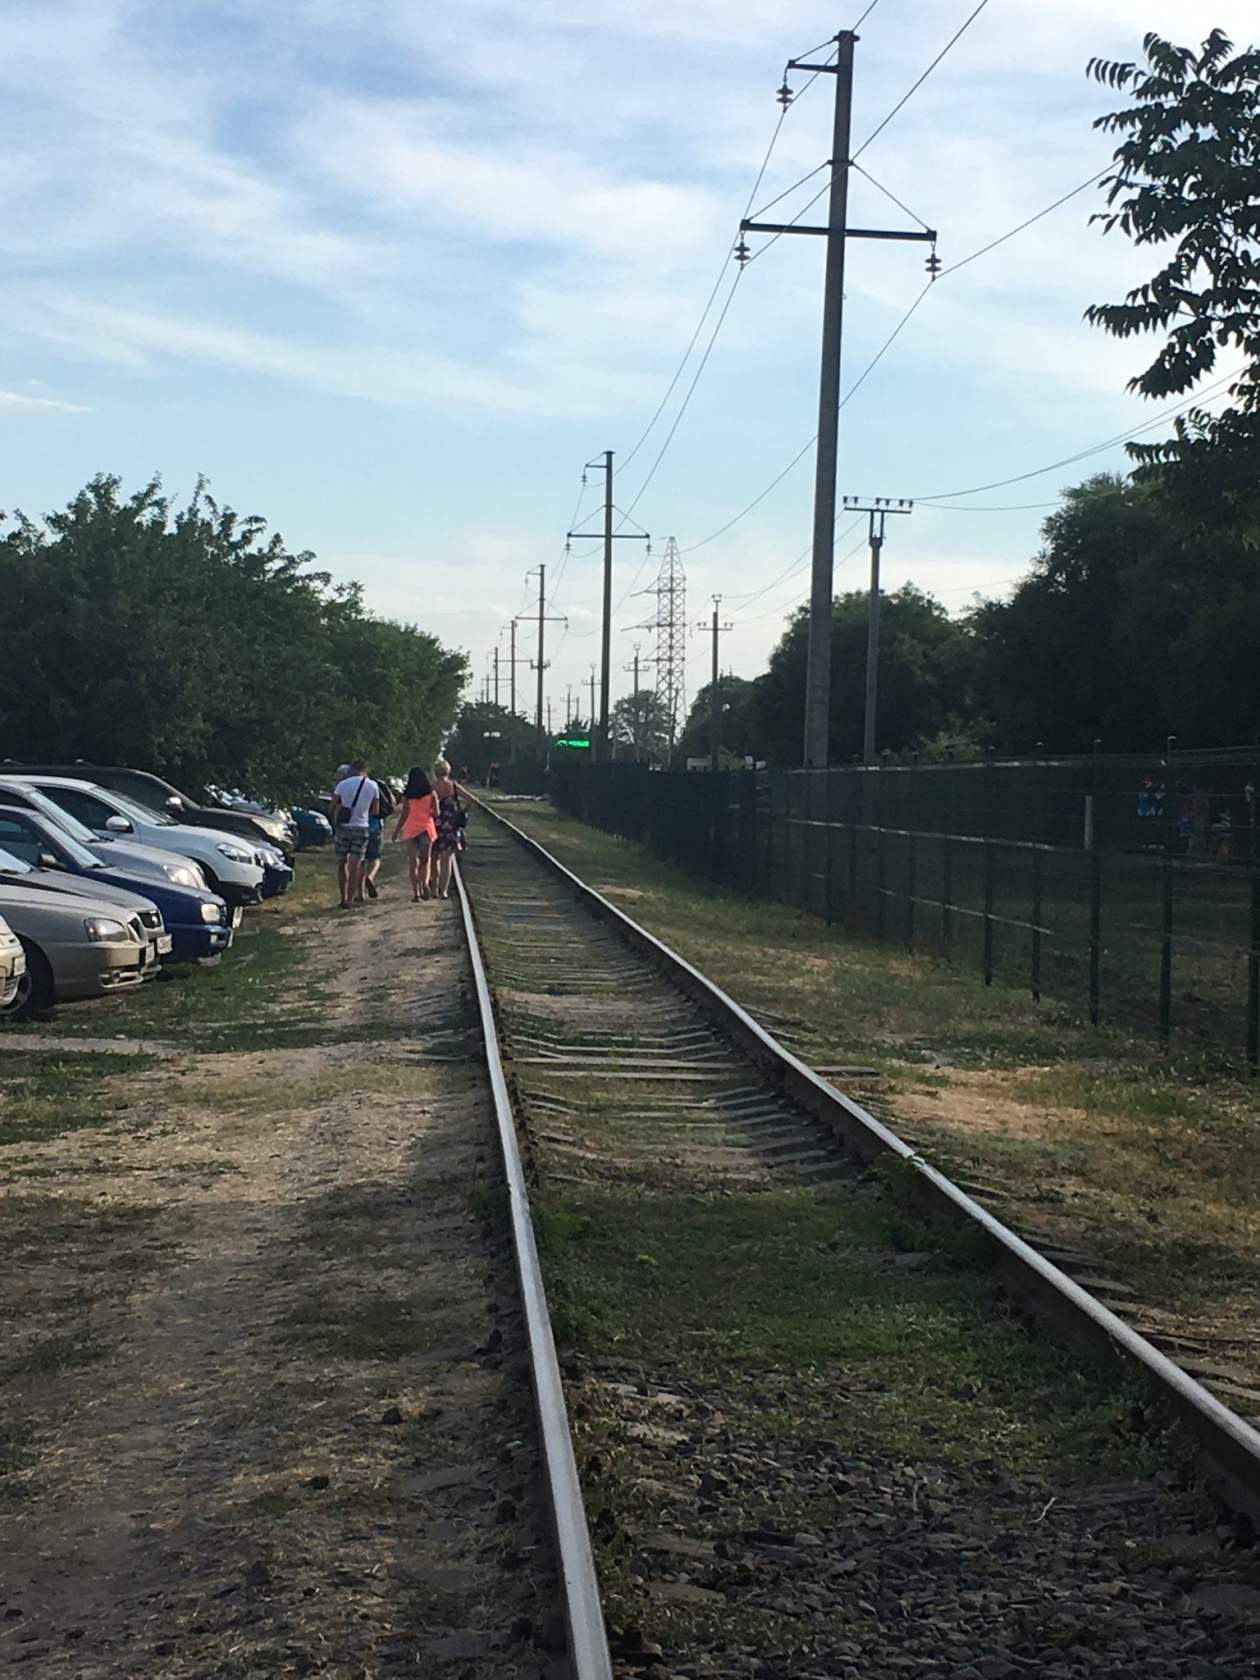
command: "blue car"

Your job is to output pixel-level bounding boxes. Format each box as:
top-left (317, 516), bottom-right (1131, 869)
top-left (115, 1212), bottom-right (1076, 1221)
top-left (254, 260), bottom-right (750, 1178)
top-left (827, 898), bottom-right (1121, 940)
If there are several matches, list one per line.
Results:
top-left (0, 805), bottom-right (235, 963)
top-left (291, 806), bottom-right (332, 848)
top-left (258, 845), bottom-right (294, 898)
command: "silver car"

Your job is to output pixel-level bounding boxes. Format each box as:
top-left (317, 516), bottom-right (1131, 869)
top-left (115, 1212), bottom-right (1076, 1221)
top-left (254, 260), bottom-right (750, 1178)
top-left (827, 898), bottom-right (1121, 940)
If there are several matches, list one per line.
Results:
top-left (0, 846), bottom-right (170, 970)
top-left (0, 912), bottom-right (25, 1010)
top-left (0, 882), bottom-right (160, 1020)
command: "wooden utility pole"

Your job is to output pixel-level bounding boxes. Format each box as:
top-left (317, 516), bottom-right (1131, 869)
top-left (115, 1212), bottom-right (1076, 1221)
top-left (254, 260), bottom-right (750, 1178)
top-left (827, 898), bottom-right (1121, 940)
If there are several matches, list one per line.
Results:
top-left (568, 453), bottom-right (648, 762)
top-left (588, 665), bottom-right (597, 731)
top-left (694, 597), bottom-right (732, 772)
top-left (841, 497), bottom-right (913, 764)
top-left (740, 31), bottom-right (936, 768)
top-left (504, 618), bottom-right (531, 718)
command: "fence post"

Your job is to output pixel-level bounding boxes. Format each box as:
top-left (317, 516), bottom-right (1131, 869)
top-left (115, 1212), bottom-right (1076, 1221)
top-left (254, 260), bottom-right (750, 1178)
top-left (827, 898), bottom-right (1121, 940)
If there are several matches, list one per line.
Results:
top-left (1031, 745), bottom-right (1043, 1001)
top-left (848, 776), bottom-right (860, 926)
top-left (824, 770), bottom-right (835, 926)
top-left (1088, 739), bottom-right (1102, 1026)
top-left (982, 750), bottom-right (995, 986)
top-left (875, 766), bottom-right (887, 939)
top-left (905, 819), bottom-right (917, 949)
top-left (1248, 868), bottom-right (1259, 1074)
top-left (1159, 735), bottom-right (1176, 1051)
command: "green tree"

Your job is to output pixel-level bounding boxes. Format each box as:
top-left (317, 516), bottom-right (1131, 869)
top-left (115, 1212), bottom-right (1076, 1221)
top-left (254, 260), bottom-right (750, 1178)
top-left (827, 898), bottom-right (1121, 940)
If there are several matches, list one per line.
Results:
top-left (610, 689), bottom-right (671, 762)
top-left (753, 586), bottom-right (974, 766)
top-left (677, 675), bottom-right (761, 766)
top-left (1087, 28), bottom-right (1260, 422)
top-left (0, 474), bottom-right (467, 801)
top-left (442, 702), bottom-right (550, 783)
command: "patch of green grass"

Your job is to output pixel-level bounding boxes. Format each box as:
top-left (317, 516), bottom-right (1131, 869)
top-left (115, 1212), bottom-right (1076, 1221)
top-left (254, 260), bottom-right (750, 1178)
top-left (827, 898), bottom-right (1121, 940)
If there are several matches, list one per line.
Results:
top-left (0, 1049), bottom-right (158, 1145)
top-left (34, 862), bottom-right (334, 1047)
top-left (537, 1182), bottom-right (1166, 1479)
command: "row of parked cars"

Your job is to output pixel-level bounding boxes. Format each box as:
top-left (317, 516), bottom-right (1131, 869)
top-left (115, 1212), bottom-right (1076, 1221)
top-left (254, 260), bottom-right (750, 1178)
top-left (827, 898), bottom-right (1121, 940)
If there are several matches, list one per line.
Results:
top-left (0, 762), bottom-right (326, 1022)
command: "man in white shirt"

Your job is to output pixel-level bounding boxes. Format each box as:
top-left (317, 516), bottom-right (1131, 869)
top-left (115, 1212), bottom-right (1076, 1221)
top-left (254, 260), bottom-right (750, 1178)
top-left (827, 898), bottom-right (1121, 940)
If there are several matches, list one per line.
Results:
top-left (330, 758), bottom-right (380, 909)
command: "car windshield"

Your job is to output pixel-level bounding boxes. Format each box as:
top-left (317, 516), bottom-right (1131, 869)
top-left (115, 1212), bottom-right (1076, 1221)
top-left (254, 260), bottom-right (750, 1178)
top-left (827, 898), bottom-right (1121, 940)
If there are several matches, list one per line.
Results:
top-left (0, 847), bottom-right (32, 875)
top-left (101, 787), bottom-right (176, 827)
top-left (0, 786), bottom-right (102, 849)
top-left (36, 825), bottom-right (104, 872)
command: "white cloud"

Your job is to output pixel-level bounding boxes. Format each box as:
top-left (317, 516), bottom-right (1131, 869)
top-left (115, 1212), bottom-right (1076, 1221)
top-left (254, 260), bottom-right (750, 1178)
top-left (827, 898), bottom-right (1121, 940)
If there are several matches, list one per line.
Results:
top-left (0, 387), bottom-right (89, 414)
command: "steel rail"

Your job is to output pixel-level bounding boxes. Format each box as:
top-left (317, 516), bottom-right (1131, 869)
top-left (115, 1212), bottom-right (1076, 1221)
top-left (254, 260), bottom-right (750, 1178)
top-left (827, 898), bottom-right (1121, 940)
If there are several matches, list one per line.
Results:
top-left (453, 859), bottom-right (612, 1680)
top-left (467, 799), bottom-right (1260, 1520)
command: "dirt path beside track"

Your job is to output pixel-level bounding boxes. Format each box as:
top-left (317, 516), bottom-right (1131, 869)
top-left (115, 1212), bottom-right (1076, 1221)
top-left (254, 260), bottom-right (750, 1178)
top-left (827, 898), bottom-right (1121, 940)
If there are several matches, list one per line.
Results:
top-left (0, 861), bottom-right (558, 1680)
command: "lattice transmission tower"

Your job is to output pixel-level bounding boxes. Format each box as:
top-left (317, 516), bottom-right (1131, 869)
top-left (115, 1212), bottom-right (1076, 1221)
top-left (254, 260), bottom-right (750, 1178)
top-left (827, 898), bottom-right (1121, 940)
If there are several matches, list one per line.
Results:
top-left (642, 537), bottom-right (687, 752)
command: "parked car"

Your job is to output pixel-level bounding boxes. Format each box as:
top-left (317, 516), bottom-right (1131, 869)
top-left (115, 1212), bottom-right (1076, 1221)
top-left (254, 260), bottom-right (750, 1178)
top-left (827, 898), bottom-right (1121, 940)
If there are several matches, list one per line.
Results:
top-left (0, 763), bottom-right (297, 860)
top-left (0, 781), bottom-right (209, 891)
top-left (0, 845), bottom-right (170, 968)
top-left (0, 808), bottom-right (235, 962)
top-left (291, 806), bottom-right (332, 848)
top-left (0, 913), bottom-right (25, 1011)
top-left (0, 881), bottom-right (160, 1020)
top-left (0, 777), bottom-right (266, 908)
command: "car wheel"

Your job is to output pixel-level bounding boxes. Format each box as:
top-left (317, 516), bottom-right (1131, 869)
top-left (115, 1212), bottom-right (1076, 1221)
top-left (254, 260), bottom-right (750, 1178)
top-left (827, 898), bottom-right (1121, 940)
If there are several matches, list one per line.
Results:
top-left (0, 939), bottom-right (54, 1022)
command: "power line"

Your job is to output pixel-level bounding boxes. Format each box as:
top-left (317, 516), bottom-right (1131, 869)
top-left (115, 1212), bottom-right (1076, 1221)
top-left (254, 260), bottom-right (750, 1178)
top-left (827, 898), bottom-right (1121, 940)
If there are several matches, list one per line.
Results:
top-left (852, 0), bottom-right (992, 162)
top-left (676, 166), bottom-right (1142, 553)
top-left (731, 531), bottom-right (869, 625)
top-left (725, 516), bottom-right (865, 606)
top-left (937, 167), bottom-right (1109, 278)
top-left (911, 367), bottom-right (1243, 501)
top-left (853, 0), bottom-right (884, 27)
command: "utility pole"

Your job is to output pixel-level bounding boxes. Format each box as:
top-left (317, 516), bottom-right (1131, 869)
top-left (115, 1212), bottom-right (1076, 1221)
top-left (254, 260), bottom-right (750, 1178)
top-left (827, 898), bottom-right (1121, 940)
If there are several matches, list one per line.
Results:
top-left (504, 619), bottom-right (531, 718)
top-left (525, 565), bottom-right (566, 736)
top-left (739, 32), bottom-right (937, 768)
top-left (842, 497), bottom-right (913, 763)
top-left (588, 665), bottom-right (597, 732)
top-left (565, 685), bottom-right (574, 729)
top-left (694, 597), bottom-right (733, 772)
top-left (493, 645), bottom-right (501, 708)
top-left (622, 641), bottom-right (653, 763)
top-left (547, 699), bottom-right (553, 734)
top-left (568, 453), bottom-right (649, 762)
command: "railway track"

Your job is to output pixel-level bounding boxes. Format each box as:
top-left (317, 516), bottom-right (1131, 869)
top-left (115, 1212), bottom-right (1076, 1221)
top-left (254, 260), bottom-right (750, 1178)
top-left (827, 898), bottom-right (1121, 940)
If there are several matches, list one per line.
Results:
top-left (458, 799), bottom-right (1260, 1680)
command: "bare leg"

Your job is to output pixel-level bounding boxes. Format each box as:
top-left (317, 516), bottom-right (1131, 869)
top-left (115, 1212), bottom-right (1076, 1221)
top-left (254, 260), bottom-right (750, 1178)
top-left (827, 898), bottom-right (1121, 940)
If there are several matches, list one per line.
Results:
top-left (348, 856), bottom-right (366, 903)
top-left (437, 850), bottom-right (454, 898)
top-left (338, 856), bottom-right (351, 907)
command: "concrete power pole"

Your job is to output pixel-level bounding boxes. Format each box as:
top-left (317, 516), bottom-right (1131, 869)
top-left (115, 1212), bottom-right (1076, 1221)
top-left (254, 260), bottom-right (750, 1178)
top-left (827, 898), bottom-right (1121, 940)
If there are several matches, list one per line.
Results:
top-left (526, 565), bottom-right (566, 735)
top-left (695, 597), bottom-right (733, 773)
top-left (493, 645), bottom-right (501, 708)
top-left (739, 31), bottom-right (937, 768)
top-left (588, 665), bottom-right (597, 732)
top-left (841, 497), bottom-right (913, 763)
top-left (568, 453), bottom-right (648, 763)
top-left (504, 618), bottom-right (531, 717)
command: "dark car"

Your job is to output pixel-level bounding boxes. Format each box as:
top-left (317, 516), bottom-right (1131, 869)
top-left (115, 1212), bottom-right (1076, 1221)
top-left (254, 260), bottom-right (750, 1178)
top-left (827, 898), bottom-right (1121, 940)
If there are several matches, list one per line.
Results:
top-left (0, 763), bottom-right (297, 860)
top-left (291, 806), bottom-right (332, 848)
top-left (0, 806), bottom-right (235, 963)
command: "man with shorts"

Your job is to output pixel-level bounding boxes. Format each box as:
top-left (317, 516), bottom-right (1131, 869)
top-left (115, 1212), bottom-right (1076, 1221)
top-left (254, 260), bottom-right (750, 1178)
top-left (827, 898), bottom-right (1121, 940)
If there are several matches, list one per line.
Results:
top-left (330, 759), bottom-right (379, 909)
top-left (362, 778), bottom-right (395, 900)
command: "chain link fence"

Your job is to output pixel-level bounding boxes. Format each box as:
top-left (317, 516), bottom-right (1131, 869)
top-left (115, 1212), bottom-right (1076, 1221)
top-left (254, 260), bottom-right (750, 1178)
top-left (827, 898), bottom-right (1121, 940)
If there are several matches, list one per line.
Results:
top-left (551, 749), bottom-right (1260, 1069)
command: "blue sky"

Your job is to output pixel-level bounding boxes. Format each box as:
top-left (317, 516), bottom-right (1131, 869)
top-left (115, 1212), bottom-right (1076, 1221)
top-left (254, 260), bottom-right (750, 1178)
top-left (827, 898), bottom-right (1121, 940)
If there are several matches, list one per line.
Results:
top-left (2, 0), bottom-right (1251, 728)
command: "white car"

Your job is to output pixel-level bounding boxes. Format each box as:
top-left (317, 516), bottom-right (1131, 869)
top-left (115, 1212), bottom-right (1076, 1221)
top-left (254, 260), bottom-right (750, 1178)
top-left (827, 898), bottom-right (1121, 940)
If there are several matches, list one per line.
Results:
top-left (0, 912), bottom-right (25, 1010)
top-left (0, 779), bottom-right (208, 891)
top-left (0, 776), bottom-right (266, 909)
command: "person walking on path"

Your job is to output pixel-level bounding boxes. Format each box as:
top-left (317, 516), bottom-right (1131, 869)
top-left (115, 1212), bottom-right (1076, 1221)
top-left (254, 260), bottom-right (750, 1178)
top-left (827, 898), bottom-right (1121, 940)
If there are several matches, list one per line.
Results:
top-left (363, 777), bottom-right (395, 900)
top-left (429, 759), bottom-right (465, 901)
top-left (392, 767), bottom-right (439, 902)
top-left (330, 759), bottom-right (379, 909)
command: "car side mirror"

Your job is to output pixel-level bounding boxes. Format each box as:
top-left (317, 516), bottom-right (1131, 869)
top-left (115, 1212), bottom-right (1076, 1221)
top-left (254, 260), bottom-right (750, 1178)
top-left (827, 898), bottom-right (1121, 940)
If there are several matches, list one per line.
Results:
top-left (104, 814), bottom-right (131, 834)
top-left (165, 795), bottom-right (183, 811)
top-left (37, 851), bottom-right (63, 870)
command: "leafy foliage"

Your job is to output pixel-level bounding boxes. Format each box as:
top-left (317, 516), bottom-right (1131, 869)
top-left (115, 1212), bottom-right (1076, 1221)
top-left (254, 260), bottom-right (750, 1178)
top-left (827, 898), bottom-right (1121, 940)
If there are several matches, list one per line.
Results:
top-left (753, 586), bottom-right (975, 766)
top-left (441, 701), bottom-right (551, 782)
top-left (1086, 29), bottom-right (1260, 439)
top-left (0, 475), bottom-right (467, 800)
top-left (609, 688), bottom-right (671, 762)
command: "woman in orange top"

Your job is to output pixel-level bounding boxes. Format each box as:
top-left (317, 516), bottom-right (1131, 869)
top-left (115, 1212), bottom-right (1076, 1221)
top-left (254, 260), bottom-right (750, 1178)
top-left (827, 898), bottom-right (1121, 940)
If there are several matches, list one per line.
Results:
top-left (392, 766), bottom-right (439, 901)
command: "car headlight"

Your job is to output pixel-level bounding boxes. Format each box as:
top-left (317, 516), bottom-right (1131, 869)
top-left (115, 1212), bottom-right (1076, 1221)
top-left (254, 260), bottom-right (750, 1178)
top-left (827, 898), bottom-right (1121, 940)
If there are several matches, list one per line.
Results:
top-left (216, 842), bottom-right (252, 864)
top-left (163, 863), bottom-right (199, 887)
top-left (84, 916), bottom-right (129, 943)
top-left (259, 847), bottom-right (283, 866)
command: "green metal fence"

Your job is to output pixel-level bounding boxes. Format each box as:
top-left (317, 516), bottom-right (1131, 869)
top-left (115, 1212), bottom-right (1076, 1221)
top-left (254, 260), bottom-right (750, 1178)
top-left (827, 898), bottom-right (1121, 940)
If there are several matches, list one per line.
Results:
top-left (550, 749), bottom-right (1260, 1069)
